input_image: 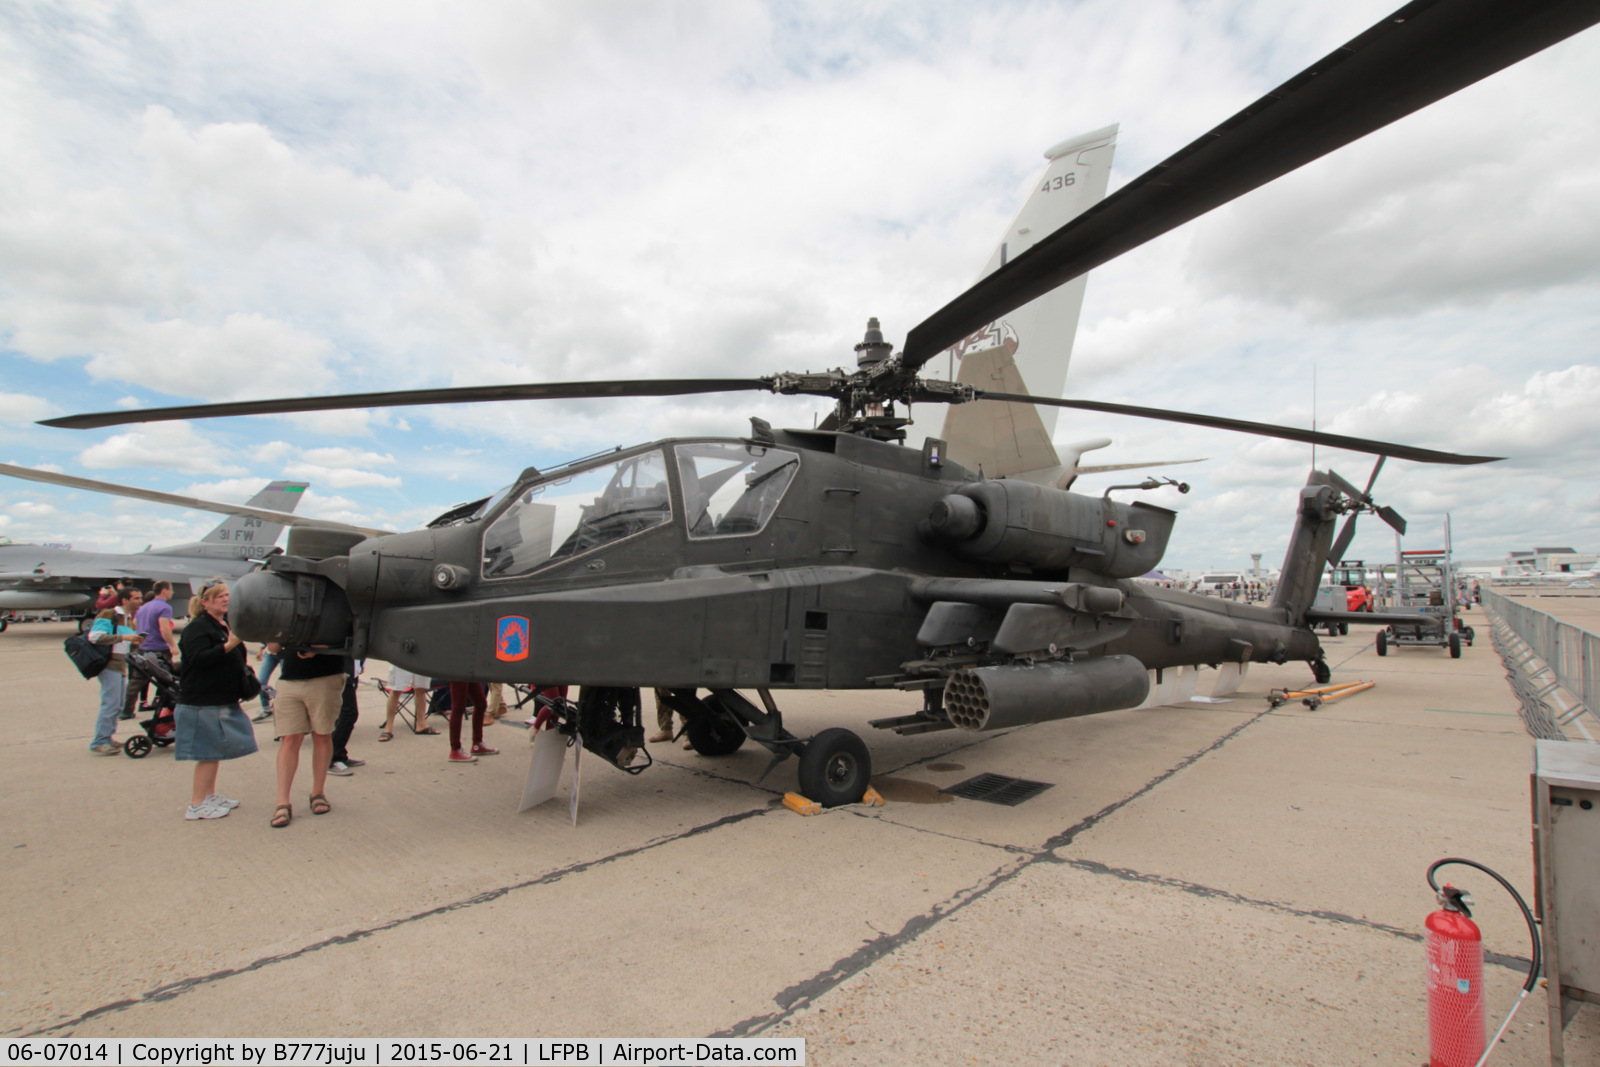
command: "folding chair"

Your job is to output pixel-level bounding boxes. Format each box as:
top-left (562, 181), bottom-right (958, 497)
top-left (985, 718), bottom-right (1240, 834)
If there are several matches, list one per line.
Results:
top-left (377, 679), bottom-right (437, 734)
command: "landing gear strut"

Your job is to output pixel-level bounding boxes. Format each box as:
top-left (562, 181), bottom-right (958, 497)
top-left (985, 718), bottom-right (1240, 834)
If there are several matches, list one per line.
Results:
top-left (660, 688), bottom-right (872, 807)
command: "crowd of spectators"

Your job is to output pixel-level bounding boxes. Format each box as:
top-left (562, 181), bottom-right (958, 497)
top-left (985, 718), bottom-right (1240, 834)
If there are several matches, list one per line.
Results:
top-left (77, 576), bottom-right (563, 826)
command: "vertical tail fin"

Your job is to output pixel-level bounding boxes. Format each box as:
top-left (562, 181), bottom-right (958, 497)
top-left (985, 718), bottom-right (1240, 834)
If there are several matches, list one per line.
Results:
top-left (1271, 471), bottom-right (1341, 620)
top-left (148, 481), bottom-right (310, 560)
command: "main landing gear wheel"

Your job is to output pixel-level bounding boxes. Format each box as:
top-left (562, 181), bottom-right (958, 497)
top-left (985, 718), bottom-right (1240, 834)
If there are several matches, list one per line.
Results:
top-left (797, 728), bottom-right (871, 808)
top-left (77, 617), bottom-right (93, 635)
top-left (1376, 631), bottom-right (1388, 657)
top-left (1311, 659), bottom-right (1332, 684)
top-left (685, 709), bottom-right (746, 756)
top-left (1338, 622), bottom-right (1349, 636)
top-left (0, 617), bottom-right (8, 633)
top-left (123, 735), bottom-right (152, 758)
top-left (1449, 632), bottom-right (1462, 659)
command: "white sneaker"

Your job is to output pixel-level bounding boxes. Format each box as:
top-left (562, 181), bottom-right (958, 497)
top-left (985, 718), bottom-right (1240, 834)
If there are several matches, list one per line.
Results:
top-left (205, 793), bottom-right (240, 810)
top-left (185, 801), bottom-right (230, 820)
top-left (326, 760), bottom-right (353, 776)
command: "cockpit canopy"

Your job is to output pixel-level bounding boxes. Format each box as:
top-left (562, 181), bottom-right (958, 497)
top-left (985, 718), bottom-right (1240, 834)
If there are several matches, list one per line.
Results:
top-left (479, 440), bottom-right (800, 580)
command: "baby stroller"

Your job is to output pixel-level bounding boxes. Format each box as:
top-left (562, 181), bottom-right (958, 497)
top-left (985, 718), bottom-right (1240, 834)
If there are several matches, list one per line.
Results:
top-left (123, 650), bottom-right (179, 758)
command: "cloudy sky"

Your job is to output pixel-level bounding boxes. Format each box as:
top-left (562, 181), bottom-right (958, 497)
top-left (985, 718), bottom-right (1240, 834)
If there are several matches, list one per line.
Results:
top-left (1, 0), bottom-right (1597, 572)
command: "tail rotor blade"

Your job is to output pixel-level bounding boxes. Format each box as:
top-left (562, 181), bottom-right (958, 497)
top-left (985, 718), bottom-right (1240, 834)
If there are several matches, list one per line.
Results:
top-left (1325, 469), bottom-right (1367, 503)
top-left (1328, 513), bottom-right (1361, 568)
top-left (1377, 505), bottom-right (1408, 536)
top-left (1362, 455), bottom-right (1387, 495)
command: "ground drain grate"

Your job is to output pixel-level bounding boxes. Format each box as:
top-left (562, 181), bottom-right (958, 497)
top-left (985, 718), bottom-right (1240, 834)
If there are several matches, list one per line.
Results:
top-left (942, 773), bottom-right (1054, 807)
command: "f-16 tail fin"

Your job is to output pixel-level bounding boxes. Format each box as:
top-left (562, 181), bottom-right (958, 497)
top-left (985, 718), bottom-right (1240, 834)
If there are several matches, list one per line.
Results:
top-left (935, 125), bottom-right (1117, 477)
top-left (149, 481), bottom-right (310, 560)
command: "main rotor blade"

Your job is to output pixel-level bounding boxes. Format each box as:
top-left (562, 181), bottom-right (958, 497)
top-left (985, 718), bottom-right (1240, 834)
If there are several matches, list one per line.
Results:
top-left (972, 391), bottom-right (1501, 466)
top-left (901, 0), bottom-right (1600, 368)
top-left (40, 378), bottom-right (777, 431)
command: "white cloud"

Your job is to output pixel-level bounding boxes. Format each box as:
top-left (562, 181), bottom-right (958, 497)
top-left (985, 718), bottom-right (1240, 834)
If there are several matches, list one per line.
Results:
top-left (280, 462), bottom-right (401, 489)
top-left (295, 446), bottom-right (395, 468)
top-left (0, 392), bottom-right (55, 421)
top-left (137, 106), bottom-right (484, 258)
top-left (76, 422), bottom-right (247, 476)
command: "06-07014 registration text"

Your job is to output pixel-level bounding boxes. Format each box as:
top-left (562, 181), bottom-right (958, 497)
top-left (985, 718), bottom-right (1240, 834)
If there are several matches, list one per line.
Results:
top-left (1, 1039), bottom-right (804, 1066)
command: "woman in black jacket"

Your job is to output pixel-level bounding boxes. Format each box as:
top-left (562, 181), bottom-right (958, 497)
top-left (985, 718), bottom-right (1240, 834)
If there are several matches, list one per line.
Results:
top-left (174, 579), bottom-right (257, 820)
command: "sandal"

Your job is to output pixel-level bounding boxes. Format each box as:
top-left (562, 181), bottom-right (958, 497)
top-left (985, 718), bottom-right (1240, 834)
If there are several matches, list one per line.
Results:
top-left (378, 730), bottom-right (393, 742)
top-left (309, 794), bottom-right (331, 815)
top-left (416, 726), bottom-right (441, 735)
top-left (270, 804), bottom-right (292, 828)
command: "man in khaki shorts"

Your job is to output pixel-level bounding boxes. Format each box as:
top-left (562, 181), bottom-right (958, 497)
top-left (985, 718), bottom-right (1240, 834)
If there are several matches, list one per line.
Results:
top-left (270, 645), bottom-right (347, 828)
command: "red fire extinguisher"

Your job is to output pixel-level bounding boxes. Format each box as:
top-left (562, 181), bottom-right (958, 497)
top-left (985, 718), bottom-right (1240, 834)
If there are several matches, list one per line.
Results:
top-left (1424, 858), bottom-right (1542, 1067)
top-left (1425, 882), bottom-right (1485, 1067)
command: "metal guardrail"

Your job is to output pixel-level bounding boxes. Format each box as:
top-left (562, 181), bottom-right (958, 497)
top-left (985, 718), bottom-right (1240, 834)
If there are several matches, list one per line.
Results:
top-left (1482, 589), bottom-right (1597, 734)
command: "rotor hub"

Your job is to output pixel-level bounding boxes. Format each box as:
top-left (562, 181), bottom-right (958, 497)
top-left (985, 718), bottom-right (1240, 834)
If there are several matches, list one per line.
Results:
top-left (854, 317), bottom-right (894, 369)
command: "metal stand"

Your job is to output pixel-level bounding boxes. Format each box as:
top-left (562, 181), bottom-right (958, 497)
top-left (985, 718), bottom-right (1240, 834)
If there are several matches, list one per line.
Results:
top-left (1532, 740), bottom-right (1600, 1065)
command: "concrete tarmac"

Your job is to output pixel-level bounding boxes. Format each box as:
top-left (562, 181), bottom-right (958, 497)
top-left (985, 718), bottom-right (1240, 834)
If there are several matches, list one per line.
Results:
top-left (4, 608), bottom-right (1598, 1064)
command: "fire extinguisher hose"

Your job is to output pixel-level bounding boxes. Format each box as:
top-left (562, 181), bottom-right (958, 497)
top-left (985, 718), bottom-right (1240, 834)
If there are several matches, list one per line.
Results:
top-left (1427, 857), bottom-right (1542, 1067)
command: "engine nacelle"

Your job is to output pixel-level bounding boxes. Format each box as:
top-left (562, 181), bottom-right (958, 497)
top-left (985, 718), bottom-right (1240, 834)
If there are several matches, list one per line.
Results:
top-left (942, 654), bottom-right (1151, 732)
top-left (927, 480), bottom-right (1175, 579)
top-left (231, 569), bottom-right (354, 647)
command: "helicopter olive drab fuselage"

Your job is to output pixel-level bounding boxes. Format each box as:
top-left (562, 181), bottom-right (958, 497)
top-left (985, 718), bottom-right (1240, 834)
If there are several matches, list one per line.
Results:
top-left (233, 426), bottom-right (1328, 711)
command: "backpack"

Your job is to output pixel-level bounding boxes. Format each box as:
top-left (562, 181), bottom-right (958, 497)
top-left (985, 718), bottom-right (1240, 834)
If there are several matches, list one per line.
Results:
top-left (64, 634), bottom-right (112, 680)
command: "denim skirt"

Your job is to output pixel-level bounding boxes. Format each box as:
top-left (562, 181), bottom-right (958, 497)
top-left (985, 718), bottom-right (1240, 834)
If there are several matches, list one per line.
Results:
top-left (174, 702), bottom-right (259, 761)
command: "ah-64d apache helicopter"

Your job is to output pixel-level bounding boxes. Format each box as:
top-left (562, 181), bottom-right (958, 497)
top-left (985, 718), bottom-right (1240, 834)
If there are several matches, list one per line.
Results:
top-left (42, 0), bottom-right (1597, 806)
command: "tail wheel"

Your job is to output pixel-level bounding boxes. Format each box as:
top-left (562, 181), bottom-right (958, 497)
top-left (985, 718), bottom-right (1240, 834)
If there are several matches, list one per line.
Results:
top-left (797, 728), bottom-right (871, 808)
top-left (1311, 659), bottom-right (1332, 684)
top-left (123, 735), bottom-right (153, 759)
top-left (1449, 632), bottom-right (1462, 659)
top-left (1376, 630), bottom-right (1388, 657)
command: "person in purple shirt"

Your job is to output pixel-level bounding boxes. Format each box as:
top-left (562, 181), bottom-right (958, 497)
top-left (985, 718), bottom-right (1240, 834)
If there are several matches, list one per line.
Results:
top-left (125, 580), bottom-right (181, 719)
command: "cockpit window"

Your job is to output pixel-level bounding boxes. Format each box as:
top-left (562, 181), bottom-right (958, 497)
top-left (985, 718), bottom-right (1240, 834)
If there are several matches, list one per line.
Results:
top-left (481, 450), bottom-right (672, 578)
top-left (675, 442), bottom-right (799, 539)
